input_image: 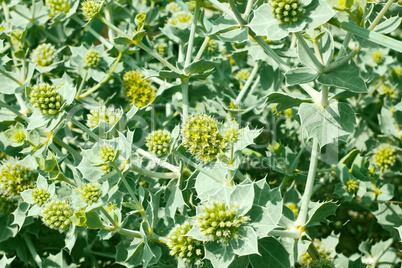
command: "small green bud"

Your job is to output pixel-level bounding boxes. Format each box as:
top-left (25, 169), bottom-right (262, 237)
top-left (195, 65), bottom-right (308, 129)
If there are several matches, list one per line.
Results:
top-left (100, 145), bottom-right (116, 163)
top-left (32, 187), bottom-right (50, 206)
top-left (80, 183), bottom-right (101, 204)
top-left (345, 179), bottom-right (359, 193)
top-left (31, 43), bottom-right (57, 67)
top-left (235, 69), bottom-right (251, 81)
top-left (29, 83), bottom-right (64, 116)
top-left (81, 0), bottom-right (101, 21)
top-left (41, 200), bottom-right (74, 232)
top-left (373, 144), bottom-right (397, 170)
top-left (224, 128), bottom-right (240, 143)
top-left (101, 164), bottom-right (112, 174)
top-left (45, 0), bottom-right (70, 18)
top-left (85, 49), bottom-right (101, 68)
top-left (268, 0), bottom-right (305, 24)
top-left (166, 222), bottom-right (204, 266)
top-left (123, 70), bottom-right (156, 108)
top-left (146, 130), bottom-right (172, 156)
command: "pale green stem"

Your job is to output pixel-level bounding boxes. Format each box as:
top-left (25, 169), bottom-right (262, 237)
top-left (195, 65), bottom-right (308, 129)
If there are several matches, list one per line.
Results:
top-left (1, 0), bottom-right (10, 28)
top-left (336, 32), bottom-right (353, 60)
top-left (323, 46), bottom-right (360, 73)
top-left (0, 99), bottom-right (29, 121)
top-left (75, 70), bottom-right (88, 98)
top-left (53, 136), bottom-right (82, 162)
top-left (243, 0), bottom-right (254, 19)
top-left (0, 69), bottom-right (22, 86)
top-left (227, 142), bottom-right (234, 186)
top-left (100, 206), bottom-right (118, 227)
top-left (228, 0), bottom-right (247, 25)
top-left (368, 0), bottom-right (396, 31)
top-left (279, 215), bottom-right (296, 229)
top-left (295, 138), bottom-right (320, 227)
top-left (185, 0), bottom-right (201, 67)
top-left (236, 62), bottom-right (259, 105)
top-left (134, 146), bottom-right (181, 175)
top-left (71, 15), bottom-right (113, 49)
top-left (307, 242), bottom-right (323, 261)
top-left (130, 164), bottom-right (178, 179)
top-left (181, 78), bottom-right (189, 123)
top-left (77, 51), bottom-right (122, 100)
top-left (194, 36), bottom-right (210, 62)
top-left (269, 229), bottom-right (300, 239)
top-left (137, 42), bottom-right (182, 74)
top-left (311, 30), bottom-right (324, 65)
top-left (117, 228), bottom-right (142, 239)
top-left (15, 93), bottom-right (30, 114)
top-left (65, 113), bottom-right (100, 141)
top-left (295, 32), bottom-right (324, 71)
top-left (321, 86), bottom-right (329, 107)
top-left (104, 7), bottom-right (115, 41)
top-left (24, 235), bottom-right (43, 268)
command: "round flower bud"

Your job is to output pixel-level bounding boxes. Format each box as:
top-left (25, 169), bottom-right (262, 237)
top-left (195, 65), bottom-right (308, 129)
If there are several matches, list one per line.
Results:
top-left (80, 183), bottom-right (101, 204)
top-left (85, 49), bottom-right (101, 68)
top-left (29, 83), bottom-right (64, 116)
top-left (0, 196), bottom-right (18, 215)
top-left (123, 70), bottom-right (156, 108)
top-left (167, 12), bottom-right (193, 25)
top-left (41, 200), bottom-right (74, 232)
top-left (101, 164), bottom-right (112, 174)
top-left (45, 0), bottom-right (70, 18)
top-left (182, 114), bottom-right (227, 162)
top-left (268, 0), bottom-right (305, 23)
top-left (100, 145), bottom-right (116, 163)
top-left (224, 128), bottom-right (240, 143)
top-left (196, 201), bottom-right (250, 243)
top-left (372, 50), bottom-right (384, 65)
top-left (86, 106), bottom-right (122, 129)
top-left (81, 0), bottom-right (101, 21)
top-left (146, 130), bottom-right (172, 156)
top-left (0, 161), bottom-right (36, 199)
top-left (166, 222), bottom-right (204, 266)
top-left (345, 179), bottom-right (359, 193)
top-left (373, 144), bottom-right (397, 170)
top-left (285, 202), bottom-right (299, 218)
top-left (32, 187), bottom-right (51, 206)
top-left (31, 43), bottom-right (57, 67)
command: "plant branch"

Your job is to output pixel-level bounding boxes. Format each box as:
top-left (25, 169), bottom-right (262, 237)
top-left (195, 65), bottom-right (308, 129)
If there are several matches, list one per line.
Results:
top-left (368, 0), bottom-right (396, 31)
top-left (236, 62), bottom-right (260, 105)
top-left (295, 32), bottom-right (324, 71)
top-left (194, 36), bottom-right (210, 62)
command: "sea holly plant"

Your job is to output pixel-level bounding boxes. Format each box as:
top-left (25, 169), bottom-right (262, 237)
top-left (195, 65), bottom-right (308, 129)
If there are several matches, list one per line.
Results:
top-left (0, 0), bottom-right (401, 267)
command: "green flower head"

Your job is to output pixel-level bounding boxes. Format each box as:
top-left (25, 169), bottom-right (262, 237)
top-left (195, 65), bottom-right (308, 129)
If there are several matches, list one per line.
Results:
top-left (167, 12), bottom-right (193, 25)
top-left (86, 106), bottom-right (122, 129)
top-left (166, 222), bottom-right (204, 266)
top-left (0, 160), bottom-right (36, 199)
top-left (85, 49), bottom-right (101, 68)
top-left (146, 130), bottom-right (172, 156)
top-left (41, 199), bottom-right (74, 232)
top-left (45, 0), bottom-right (70, 18)
top-left (123, 70), bottom-right (156, 108)
top-left (196, 201), bottom-right (250, 243)
top-left (345, 179), bottom-right (359, 193)
top-left (31, 43), bottom-right (57, 67)
top-left (235, 69), bottom-right (251, 82)
top-left (29, 83), bottom-right (64, 116)
top-left (80, 182), bottom-right (101, 204)
top-left (100, 145), bottom-right (116, 163)
top-left (155, 43), bottom-right (168, 56)
top-left (372, 50), bottom-right (384, 65)
top-left (182, 114), bottom-right (227, 162)
top-left (223, 127), bottom-right (240, 143)
top-left (268, 0), bottom-right (305, 23)
top-left (32, 187), bottom-right (51, 206)
top-left (101, 163), bottom-right (112, 174)
top-left (373, 144), bottom-right (397, 170)
top-left (206, 39), bottom-right (218, 56)
top-left (81, 0), bottom-right (101, 21)
top-left (4, 122), bottom-right (26, 145)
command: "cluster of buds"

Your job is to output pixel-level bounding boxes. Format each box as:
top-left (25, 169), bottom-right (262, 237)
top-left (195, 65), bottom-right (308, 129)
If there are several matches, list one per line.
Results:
top-left (372, 51), bottom-right (384, 65)
top-left (146, 130), bottom-right (172, 156)
top-left (167, 13), bottom-right (193, 25)
top-left (166, 2), bottom-right (182, 13)
top-left (0, 161), bottom-right (36, 199)
top-left (29, 83), bottom-right (63, 116)
top-left (80, 183), bottom-right (101, 204)
top-left (223, 128), bottom-right (240, 143)
top-left (32, 187), bottom-right (51, 206)
top-left (4, 122), bottom-right (26, 144)
top-left (100, 145), bottom-right (116, 163)
top-left (373, 144), bottom-right (397, 170)
top-left (155, 43), bottom-right (168, 56)
top-left (268, 0), bottom-right (305, 23)
top-left (85, 49), bottom-right (101, 68)
top-left (206, 39), bottom-right (218, 56)
top-left (41, 200), bottom-right (74, 232)
top-left (45, 0), bottom-right (70, 18)
top-left (101, 164), bottom-right (112, 174)
top-left (182, 114), bottom-right (226, 162)
top-left (345, 179), bottom-right (359, 193)
top-left (81, 0), bottom-right (101, 21)
top-left (123, 70), bottom-right (156, 108)
top-left (31, 43), bottom-right (57, 67)
top-left (166, 222), bottom-right (204, 266)
top-left (86, 106), bottom-right (122, 129)
top-left (196, 201), bottom-right (250, 244)
top-left (235, 69), bottom-right (251, 82)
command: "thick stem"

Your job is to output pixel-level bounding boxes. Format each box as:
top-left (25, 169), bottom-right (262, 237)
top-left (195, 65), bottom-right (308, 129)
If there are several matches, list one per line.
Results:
top-left (185, 0), bottom-right (201, 67)
top-left (75, 70), bottom-right (88, 98)
top-left (269, 229), bottom-right (300, 239)
top-left (323, 46), bottom-right (360, 73)
top-left (243, 0), bottom-right (254, 19)
top-left (228, 0), bottom-right (247, 26)
top-left (236, 62), bottom-right (259, 105)
top-left (368, 0), bottom-right (396, 31)
top-left (117, 228), bottom-right (142, 239)
top-left (134, 146), bottom-right (181, 175)
top-left (295, 32), bottom-right (324, 71)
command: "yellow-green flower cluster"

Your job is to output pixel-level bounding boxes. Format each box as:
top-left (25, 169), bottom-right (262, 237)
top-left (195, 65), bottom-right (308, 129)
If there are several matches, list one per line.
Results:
top-left (32, 187), bottom-right (51, 206)
top-left (372, 51), bottom-right (384, 65)
top-left (41, 200), bottom-right (74, 232)
top-left (80, 183), bottom-right (101, 204)
top-left (197, 201), bottom-right (250, 243)
top-left (4, 123), bottom-right (26, 144)
top-left (146, 130), bottom-right (171, 156)
top-left (81, 0), bottom-right (101, 20)
top-left (31, 43), bottom-right (57, 67)
top-left (206, 39), bottom-right (218, 56)
top-left (0, 162), bottom-right (36, 198)
top-left (235, 69), bottom-right (251, 81)
top-left (168, 13), bottom-right (193, 25)
top-left (182, 114), bottom-right (227, 162)
top-left (345, 179), bottom-right (359, 193)
top-left (100, 145), bottom-right (116, 163)
top-left (166, 222), bottom-right (204, 266)
top-left (123, 70), bottom-right (156, 108)
top-left (45, 0), bottom-right (70, 18)
top-left (379, 84), bottom-right (396, 99)
top-left (85, 49), bottom-right (101, 68)
top-left (0, 196), bottom-right (18, 215)
top-left (224, 128), bottom-right (240, 143)
top-left (101, 164), bottom-right (112, 174)
top-left (374, 144), bottom-right (397, 170)
top-left (269, 0), bottom-right (305, 23)
top-left (155, 43), bottom-right (168, 56)
top-left (29, 83), bottom-right (63, 116)
top-left (166, 2), bottom-right (182, 13)
top-left (285, 202), bottom-right (299, 218)
top-left (86, 106), bottom-right (122, 129)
